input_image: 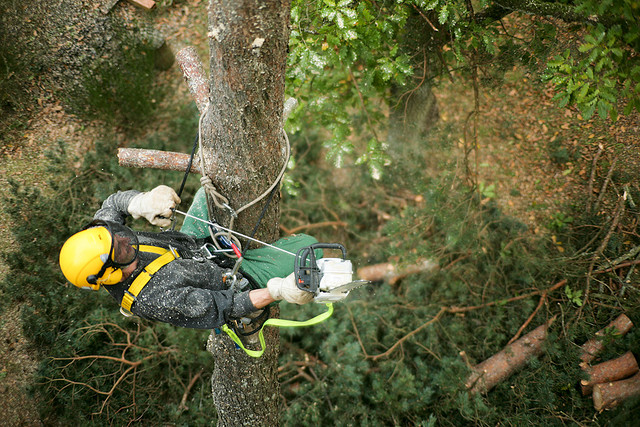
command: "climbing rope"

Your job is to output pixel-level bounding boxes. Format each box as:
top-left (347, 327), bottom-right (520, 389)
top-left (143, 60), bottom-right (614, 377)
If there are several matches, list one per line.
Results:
top-left (195, 102), bottom-right (292, 259)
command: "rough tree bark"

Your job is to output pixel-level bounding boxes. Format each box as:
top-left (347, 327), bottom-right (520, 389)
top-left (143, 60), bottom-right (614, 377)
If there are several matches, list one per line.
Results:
top-left (201, 1), bottom-right (292, 425)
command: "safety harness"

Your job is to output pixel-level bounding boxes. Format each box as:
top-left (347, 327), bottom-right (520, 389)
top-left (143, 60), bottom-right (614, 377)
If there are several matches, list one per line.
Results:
top-left (120, 245), bottom-right (180, 315)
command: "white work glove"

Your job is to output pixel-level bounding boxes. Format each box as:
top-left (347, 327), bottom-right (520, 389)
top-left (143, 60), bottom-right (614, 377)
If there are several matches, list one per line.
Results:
top-left (128, 185), bottom-right (181, 227)
top-left (267, 273), bottom-right (314, 305)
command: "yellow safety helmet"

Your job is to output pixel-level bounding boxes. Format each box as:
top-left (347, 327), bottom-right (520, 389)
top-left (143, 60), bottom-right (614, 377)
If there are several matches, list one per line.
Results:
top-left (59, 220), bottom-right (139, 290)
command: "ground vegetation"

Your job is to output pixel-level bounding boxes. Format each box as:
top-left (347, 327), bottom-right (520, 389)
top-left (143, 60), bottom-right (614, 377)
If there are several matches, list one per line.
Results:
top-left (1, 0), bottom-right (639, 425)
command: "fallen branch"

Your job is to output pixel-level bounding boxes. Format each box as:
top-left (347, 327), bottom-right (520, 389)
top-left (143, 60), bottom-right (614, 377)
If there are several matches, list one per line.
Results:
top-left (356, 259), bottom-right (439, 285)
top-left (580, 314), bottom-right (634, 365)
top-left (581, 351), bottom-right (639, 395)
top-left (593, 371), bottom-right (640, 411)
top-left (465, 316), bottom-right (556, 394)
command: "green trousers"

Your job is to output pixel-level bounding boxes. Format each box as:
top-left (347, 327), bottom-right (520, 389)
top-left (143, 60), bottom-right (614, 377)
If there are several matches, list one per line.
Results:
top-left (180, 188), bottom-right (320, 287)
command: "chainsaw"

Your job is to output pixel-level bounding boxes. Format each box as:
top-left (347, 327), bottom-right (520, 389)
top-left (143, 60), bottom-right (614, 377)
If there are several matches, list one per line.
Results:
top-left (294, 243), bottom-right (369, 303)
top-left (173, 210), bottom-right (368, 302)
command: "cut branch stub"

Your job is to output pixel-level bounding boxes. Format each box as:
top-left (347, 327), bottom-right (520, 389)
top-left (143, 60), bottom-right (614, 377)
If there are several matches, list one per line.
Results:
top-left (580, 314), bottom-right (634, 365)
top-left (176, 46), bottom-right (208, 113)
top-left (593, 371), bottom-right (640, 411)
top-left (465, 316), bottom-right (556, 394)
top-left (581, 351), bottom-right (639, 395)
top-left (117, 148), bottom-right (202, 174)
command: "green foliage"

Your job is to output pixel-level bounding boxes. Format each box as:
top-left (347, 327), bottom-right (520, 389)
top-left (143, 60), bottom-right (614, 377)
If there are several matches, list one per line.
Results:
top-left (548, 211), bottom-right (574, 231)
top-left (287, 0), bottom-right (412, 172)
top-left (537, 0), bottom-right (640, 120)
top-left (564, 285), bottom-right (584, 306)
top-left (286, 0), bottom-right (640, 177)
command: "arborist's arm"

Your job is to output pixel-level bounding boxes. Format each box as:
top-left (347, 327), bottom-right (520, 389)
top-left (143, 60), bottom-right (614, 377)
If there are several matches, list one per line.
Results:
top-left (249, 288), bottom-right (276, 309)
top-left (94, 185), bottom-right (179, 227)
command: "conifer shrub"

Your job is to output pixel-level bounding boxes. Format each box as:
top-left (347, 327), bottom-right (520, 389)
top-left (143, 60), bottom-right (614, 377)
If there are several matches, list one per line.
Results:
top-left (0, 108), bottom-right (217, 425)
top-left (278, 123), bottom-right (640, 426)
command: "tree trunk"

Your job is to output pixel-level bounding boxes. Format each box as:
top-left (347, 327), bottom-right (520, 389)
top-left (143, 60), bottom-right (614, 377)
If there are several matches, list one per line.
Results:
top-left (202, 0), bottom-right (291, 425)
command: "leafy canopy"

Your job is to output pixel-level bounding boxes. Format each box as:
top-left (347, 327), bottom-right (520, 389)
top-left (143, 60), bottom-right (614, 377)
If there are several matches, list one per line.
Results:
top-left (286, 0), bottom-right (640, 171)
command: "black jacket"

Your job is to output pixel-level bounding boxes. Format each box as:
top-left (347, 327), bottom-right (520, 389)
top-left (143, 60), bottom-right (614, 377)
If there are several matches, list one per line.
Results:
top-left (94, 190), bottom-right (256, 329)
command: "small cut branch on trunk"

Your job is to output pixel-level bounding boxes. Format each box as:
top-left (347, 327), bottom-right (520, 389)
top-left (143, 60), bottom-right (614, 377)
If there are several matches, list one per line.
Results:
top-left (175, 46), bottom-right (208, 114)
top-left (581, 351), bottom-right (639, 395)
top-left (465, 316), bottom-right (556, 394)
top-left (117, 148), bottom-right (202, 174)
top-left (593, 371), bottom-right (640, 411)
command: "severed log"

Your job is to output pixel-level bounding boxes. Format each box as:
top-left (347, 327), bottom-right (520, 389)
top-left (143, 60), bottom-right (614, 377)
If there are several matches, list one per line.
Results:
top-left (593, 371), bottom-right (640, 411)
top-left (465, 316), bottom-right (556, 394)
top-left (176, 46), bottom-right (209, 113)
top-left (117, 148), bottom-right (202, 173)
top-left (580, 314), bottom-right (634, 365)
top-left (357, 259), bottom-right (438, 286)
top-left (581, 351), bottom-right (639, 395)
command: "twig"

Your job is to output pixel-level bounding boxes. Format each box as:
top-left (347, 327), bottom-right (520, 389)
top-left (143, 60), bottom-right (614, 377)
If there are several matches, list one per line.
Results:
top-left (586, 194), bottom-right (626, 299)
top-left (347, 306), bottom-right (370, 358)
top-left (587, 144), bottom-right (604, 213)
top-left (369, 307), bottom-right (447, 361)
top-left (593, 156), bottom-right (618, 214)
top-left (347, 67), bottom-right (381, 142)
top-left (398, 50), bottom-right (428, 126)
top-left (507, 292), bottom-right (547, 345)
top-left (596, 244), bottom-right (640, 272)
top-left (621, 253), bottom-right (640, 297)
top-left (412, 4), bottom-right (438, 31)
top-left (179, 370), bottom-right (204, 411)
top-left (448, 280), bottom-right (567, 314)
top-left (593, 259), bottom-right (640, 275)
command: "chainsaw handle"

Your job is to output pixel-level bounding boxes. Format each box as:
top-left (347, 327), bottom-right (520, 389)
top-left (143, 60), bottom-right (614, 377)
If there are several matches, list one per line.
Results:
top-left (307, 243), bottom-right (347, 259)
top-left (294, 243), bottom-right (347, 293)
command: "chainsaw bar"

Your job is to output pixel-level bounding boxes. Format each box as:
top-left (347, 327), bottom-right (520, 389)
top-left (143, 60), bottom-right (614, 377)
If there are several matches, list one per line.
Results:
top-left (327, 279), bottom-right (371, 294)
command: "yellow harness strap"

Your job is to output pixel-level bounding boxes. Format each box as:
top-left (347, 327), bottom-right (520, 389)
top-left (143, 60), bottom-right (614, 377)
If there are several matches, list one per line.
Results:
top-left (121, 245), bottom-right (180, 313)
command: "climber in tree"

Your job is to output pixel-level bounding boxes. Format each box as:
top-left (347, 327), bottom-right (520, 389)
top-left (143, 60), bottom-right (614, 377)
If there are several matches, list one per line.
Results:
top-left (59, 185), bottom-right (316, 329)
